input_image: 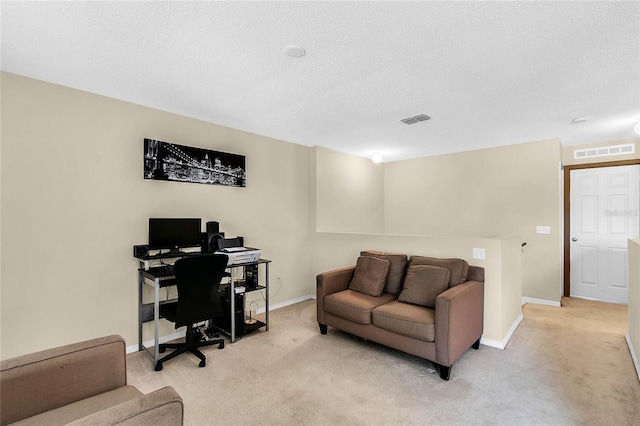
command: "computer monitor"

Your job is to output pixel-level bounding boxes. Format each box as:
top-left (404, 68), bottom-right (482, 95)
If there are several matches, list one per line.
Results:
top-left (148, 218), bottom-right (202, 253)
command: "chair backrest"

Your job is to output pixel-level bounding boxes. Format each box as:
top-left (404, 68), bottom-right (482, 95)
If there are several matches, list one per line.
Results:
top-left (173, 254), bottom-right (229, 328)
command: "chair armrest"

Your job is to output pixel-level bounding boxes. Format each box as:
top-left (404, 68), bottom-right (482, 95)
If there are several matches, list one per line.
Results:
top-left (434, 281), bottom-right (484, 367)
top-left (67, 387), bottom-right (184, 426)
top-left (316, 266), bottom-right (355, 325)
top-left (0, 335), bottom-right (127, 425)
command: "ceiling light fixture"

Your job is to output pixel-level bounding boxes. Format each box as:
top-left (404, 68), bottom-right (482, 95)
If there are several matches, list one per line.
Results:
top-left (284, 45), bottom-right (305, 58)
top-left (371, 152), bottom-right (383, 164)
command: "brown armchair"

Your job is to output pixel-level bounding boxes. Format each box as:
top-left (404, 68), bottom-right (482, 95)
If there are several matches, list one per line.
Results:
top-left (1, 335), bottom-right (183, 425)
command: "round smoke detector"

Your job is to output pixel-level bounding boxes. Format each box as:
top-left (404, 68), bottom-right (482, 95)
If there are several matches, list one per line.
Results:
top-left (285, 45), bottom-right (306, 58)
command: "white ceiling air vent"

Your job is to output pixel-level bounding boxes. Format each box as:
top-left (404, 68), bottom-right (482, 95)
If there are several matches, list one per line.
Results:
top-left (573, 144), bottom-right (635, 159)
top-left (400, 114), bottom-right (431, 125)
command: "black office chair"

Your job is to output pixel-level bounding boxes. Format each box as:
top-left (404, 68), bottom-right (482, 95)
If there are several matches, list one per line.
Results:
top-left (155, 254), bottom-right (228, 371)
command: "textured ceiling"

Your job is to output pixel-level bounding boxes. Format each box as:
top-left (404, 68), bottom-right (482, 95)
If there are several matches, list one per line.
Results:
top-left (1, 1), bottom-right (639, 162)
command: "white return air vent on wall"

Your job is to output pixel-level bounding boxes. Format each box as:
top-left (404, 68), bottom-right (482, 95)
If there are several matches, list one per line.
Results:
top-left (573, 144), bottom-right (635, 160)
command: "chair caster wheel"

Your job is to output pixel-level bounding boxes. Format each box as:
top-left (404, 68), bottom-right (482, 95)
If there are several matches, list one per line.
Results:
top-left (218, 342), bottom-right (225, 349)
top-left (154, 363), bottom-right (163, 371)
top-left (159, 347), bottom-right (166, 353)
top-left (199, 360), bottom-right (206, 368)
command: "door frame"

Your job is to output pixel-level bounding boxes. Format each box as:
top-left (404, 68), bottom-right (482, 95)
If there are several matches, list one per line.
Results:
top-left (563, 158), bottom-right (640, 297)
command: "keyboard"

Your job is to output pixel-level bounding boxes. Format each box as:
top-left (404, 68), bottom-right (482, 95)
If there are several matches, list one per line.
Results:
top-left (145, 265), bottom-right (175, 277)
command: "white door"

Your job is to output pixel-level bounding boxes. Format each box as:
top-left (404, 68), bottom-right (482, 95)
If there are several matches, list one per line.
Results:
top-left (570, 165), bottom-right (639, 304)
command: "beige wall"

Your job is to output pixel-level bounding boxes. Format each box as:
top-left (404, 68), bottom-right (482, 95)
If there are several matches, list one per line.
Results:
top-left (0, 73), bottom-right (312, 359)
top-left (628, 239), bottom-right (640, 381)
top-left (309, 145), bottom-right (524, 344)
top-left (313, 146), bottom-right (384, 233)
top-left (0, 76), bottom-right (554, 358)
top-left (7, 71), bottom-right (632, 359)
top-left (384, 139), bottom-right (563, 302)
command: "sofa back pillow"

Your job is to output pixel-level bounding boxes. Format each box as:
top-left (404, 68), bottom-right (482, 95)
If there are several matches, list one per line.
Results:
top-left (408, 256), bottom-right (469, 287)
top-left (360, 250), bottom-right (408, 296)
top-left (349, 256), bottom-right (391, 297)
top-left (398, 265), bottom-right (451, 308)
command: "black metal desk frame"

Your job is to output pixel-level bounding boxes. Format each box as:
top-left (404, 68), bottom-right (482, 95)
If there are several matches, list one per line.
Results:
top-left (137, 253), bottom-right (270, 365)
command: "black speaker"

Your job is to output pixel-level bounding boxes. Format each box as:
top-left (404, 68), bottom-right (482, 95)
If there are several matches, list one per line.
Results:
top-left (201, 221), bottom-right (224, 252)
top-left (133, 244), bottom-right (149, 258)
top-left (208, 233), bottom-right (224, 252)
top-left (206, 221), bottom-right (219, 233)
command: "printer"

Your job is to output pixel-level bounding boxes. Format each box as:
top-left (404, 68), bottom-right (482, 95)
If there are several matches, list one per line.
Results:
top-left (216, 247), bottom-right (262, 265)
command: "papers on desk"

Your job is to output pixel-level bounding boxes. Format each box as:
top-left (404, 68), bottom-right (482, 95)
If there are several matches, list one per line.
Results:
top-left (220, 247), bottom-right (249, 253)
top-left (234, 286), bottom-right (245, 293)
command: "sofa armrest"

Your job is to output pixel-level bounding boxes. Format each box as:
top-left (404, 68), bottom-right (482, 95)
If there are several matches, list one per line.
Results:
top-left (316, 266), bottom-right (355, 325)
top-left (1, 335), bottom-right (127, 425)
top-left (434, 281), bottom-right (484, 367)
top-left (67, 386), bottom-right (184, 426)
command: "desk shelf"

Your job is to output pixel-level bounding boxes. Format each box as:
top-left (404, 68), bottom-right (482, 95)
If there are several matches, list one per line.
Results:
top-left (213, 281), bottom-right (267, 340)
top-left (140, 300), bottom-right (179, 323)
top-left (136, 251), bottom-right (202, 261)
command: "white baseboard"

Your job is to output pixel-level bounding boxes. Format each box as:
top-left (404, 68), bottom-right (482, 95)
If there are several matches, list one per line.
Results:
top-left (480, 312), bottom-right (524, 350)
top-left (126, 330), bottom-right (186, 354)
top-left (256, 294), bottom-right (315, 314)
top-left (127, 294), bottom-right (316, 354)
top-left (626, 334), bottom-right (640, 383)
top-left (521, 297), bottom-right (561, 307)
top-left (569, 294), bottom-right (627, 305)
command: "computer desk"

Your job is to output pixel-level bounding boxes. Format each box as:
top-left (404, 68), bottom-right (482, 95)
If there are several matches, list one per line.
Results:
top-left (137, 254), bottom-right (270, 366)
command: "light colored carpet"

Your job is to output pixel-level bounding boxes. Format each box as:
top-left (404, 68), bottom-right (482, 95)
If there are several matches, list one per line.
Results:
top-left (127, 297), bottom-right (640, 425)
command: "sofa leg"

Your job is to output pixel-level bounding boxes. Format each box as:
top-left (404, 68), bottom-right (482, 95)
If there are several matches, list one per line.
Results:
top-left (472, 338), bottom-right (481, 350)
top-left (435, 363), bottom-right (451, 381)
top-left (319, 323), bottom-right (327, 334)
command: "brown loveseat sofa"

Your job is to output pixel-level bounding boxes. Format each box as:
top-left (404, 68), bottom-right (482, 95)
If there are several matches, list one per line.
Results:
top-left (0, 335), bottom-right (183, 425)
top-left (317, 250), bottom-right (484, 380)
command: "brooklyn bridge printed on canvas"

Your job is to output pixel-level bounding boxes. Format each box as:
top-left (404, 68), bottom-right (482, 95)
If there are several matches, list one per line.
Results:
top-left (144, 138), bottom-right (246, 187)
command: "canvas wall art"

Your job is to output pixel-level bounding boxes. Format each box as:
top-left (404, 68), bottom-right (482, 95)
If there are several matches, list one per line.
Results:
top-left (144, 138), bottom-right (246, 187)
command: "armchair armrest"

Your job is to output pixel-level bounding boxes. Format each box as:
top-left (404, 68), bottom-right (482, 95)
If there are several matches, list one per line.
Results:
top-left (1, 335), bottom-right (127, 425)
top-left (67, 386), bottom-right (184, 426)
top-left (316, 266), bottom-right (355, 325)
top-left (434, 280), bottom-right (484, 367)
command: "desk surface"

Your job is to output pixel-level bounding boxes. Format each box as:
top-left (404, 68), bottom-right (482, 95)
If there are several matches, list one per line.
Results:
top-left (136, 250), bottom-right (203, 261)
top-left (139, 258), bottom-right (271, 281)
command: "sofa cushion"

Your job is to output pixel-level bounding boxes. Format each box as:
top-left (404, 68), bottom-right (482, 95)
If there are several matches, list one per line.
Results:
top-left (12, 386), bottom-right (142, 426)
top-left (409, 256), bottom-right (469, 287)
top-left (372, 300), bottom-right (436, 342)
top-left (348, 256), bottom-right (390, 297)
top-left (324, 290), bottom-right (396, 324)
top-left (360, 250), bottom-right (408, 296)
top-left (398, 265), bottom-right (450, 308)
